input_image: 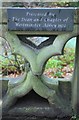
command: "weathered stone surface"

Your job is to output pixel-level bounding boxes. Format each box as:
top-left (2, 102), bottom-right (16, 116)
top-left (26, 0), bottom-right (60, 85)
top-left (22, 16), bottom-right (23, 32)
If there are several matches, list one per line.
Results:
top-left (1, 23), bottom-right (79, 112)
top-left (72, 36), bottom-right (79, 116)
top-left (1, 5), bottom-right (79, 120)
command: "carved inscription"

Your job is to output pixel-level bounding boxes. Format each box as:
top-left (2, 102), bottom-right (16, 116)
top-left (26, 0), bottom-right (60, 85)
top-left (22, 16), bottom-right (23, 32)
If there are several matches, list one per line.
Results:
top-left (7, 8), bottom-right (74, 31)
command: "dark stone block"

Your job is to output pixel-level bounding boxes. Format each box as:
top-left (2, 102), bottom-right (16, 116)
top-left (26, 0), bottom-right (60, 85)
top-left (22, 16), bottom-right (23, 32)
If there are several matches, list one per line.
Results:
top-left (2, 90), bottom-right (72, 120)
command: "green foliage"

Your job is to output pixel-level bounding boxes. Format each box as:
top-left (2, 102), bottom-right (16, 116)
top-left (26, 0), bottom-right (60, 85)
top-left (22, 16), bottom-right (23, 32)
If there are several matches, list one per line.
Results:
top-left (46, 57), bottom-right (62, 69)
top-left (12, 2), bottom-right (24, 7)
top-left (46, 48), bottom-right (75, 69)
top-left (69, 2), bottom-right (79, 7)
top-left (58, 2), bottom-right (79, 7)
top-left (11, 1), bottom-right (79, 8)
top-left (0, 47), bottom-right (75, 78)
top-left (61, 48), bottom-right (75, 67)
top-left (0, 54), bottom-right (25, 76)
top-left (45, 48), bottom-right (75, 78)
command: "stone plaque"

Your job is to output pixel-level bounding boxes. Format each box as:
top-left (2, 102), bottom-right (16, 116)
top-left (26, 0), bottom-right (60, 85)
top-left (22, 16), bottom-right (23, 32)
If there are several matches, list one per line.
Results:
top-left (7, 8), bottom-right (74, 31)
